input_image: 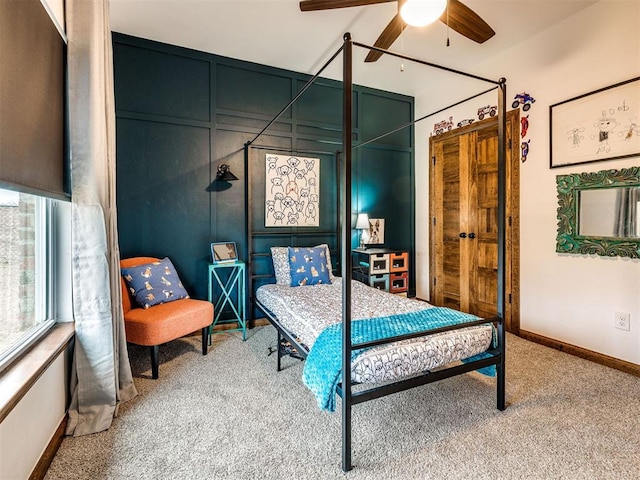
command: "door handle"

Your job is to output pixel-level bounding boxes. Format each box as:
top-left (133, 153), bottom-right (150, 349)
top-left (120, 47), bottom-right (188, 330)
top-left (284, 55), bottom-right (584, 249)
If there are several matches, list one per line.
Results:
top-left (459, 232), bottom-right (467, 238)
top-left (468, 232), bottom-right (476, 239)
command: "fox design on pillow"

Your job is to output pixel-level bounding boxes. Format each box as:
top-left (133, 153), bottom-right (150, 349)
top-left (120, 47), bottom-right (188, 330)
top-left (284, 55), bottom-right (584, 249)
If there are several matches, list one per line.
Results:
top-left (121, 258), bottom-right (190, 309)
top-left (287, 246), bottom-right (331, 287)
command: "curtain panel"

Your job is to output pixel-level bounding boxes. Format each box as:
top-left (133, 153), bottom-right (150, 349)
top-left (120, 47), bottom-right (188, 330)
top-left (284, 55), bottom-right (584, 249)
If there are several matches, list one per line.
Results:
top-left (66, 0), bottom-right (137, 437)
top-left (614, 187), bottom-right (639, 238)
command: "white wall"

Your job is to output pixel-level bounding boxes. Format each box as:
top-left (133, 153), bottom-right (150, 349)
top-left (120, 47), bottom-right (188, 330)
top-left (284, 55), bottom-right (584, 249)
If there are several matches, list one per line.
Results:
top-left (0, 353), bottom-right (68, 479)
top-left (415, 1), bottom-right (640, 365)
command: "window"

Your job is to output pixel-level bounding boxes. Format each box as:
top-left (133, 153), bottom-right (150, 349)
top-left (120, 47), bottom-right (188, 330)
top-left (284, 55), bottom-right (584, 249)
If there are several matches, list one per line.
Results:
top-left (0, 188), bottom-right (58, 373)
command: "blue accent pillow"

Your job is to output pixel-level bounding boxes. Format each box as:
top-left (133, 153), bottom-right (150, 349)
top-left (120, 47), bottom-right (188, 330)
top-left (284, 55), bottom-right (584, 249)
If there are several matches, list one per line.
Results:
top-left (121, 257), bottom-right (189, 309)
top-left (288, 246), bottom-right (331, 287)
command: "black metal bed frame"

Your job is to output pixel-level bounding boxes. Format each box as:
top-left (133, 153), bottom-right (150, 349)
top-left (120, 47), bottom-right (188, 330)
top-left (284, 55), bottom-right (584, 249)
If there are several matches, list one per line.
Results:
top-left (244, 33), bottom-right (507, 472)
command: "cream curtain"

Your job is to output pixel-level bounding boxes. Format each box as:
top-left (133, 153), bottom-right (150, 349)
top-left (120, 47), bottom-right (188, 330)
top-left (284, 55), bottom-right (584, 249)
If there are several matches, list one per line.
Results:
top-left (614, 187), bottom-right (639, 238)
top-left (66, 0), bottom-right (137, 436)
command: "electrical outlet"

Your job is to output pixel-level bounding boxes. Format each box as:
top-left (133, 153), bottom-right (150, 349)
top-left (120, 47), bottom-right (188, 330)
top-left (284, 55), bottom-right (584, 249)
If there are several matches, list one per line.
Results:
top-left (614, 311), bottom-right (631, 331)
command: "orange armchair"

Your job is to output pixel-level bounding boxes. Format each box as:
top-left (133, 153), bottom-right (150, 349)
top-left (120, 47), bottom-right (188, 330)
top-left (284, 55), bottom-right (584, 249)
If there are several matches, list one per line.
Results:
top-left (120, 257), bottom-right (213, 379)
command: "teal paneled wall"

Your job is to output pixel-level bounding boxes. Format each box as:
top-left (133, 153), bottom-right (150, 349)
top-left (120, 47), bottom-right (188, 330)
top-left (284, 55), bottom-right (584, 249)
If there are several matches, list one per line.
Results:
top-left (114, 42), bottom-right (211, 121)
top-left (217, 64), bottom-right (292, 118)
top-left (360, 91), bottom-right (412, 146)
top-left (113, 33), bottom-right (415, 299)
top-left (296, 80), bottom-right (344, 127)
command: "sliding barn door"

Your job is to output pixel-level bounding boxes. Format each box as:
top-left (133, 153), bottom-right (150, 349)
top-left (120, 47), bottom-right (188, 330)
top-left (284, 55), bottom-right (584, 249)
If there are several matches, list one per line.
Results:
top-left (429, 110), bottom-right (520, 332)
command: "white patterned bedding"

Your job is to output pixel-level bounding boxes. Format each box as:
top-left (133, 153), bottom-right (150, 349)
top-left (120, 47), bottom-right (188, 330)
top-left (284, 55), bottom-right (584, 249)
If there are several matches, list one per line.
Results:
top-left (256, 278), bottom-right (493, 384)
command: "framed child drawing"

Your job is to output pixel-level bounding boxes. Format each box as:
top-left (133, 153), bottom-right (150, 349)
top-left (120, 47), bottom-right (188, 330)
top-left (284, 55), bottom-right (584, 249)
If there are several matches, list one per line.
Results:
top-left (550, 77), bottom-right (640, 168)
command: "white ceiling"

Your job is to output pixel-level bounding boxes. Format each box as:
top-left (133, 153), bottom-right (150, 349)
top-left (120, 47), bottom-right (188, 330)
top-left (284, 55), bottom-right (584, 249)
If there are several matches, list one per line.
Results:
top-left (109, 0), bottom-right (597, 101)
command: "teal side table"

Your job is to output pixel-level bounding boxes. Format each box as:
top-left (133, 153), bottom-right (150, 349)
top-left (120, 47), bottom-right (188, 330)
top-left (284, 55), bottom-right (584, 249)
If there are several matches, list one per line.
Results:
top-left (208, 261), bottom-right (246, 341)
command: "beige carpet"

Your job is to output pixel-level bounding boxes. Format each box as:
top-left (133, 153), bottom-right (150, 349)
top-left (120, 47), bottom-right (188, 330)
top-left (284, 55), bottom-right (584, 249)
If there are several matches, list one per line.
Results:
top-left (45, 326), bottom-right (640, 479)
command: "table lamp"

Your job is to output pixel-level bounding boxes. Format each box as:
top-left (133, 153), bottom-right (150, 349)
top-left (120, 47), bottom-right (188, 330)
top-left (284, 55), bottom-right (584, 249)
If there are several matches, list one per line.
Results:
top-left (355, 213), bottom-right (369, 249)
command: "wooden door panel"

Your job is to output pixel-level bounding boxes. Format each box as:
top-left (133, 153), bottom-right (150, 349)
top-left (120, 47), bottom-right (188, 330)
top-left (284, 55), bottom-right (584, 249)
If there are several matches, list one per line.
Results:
top-left (470, 120), bottom-right (499, 317)
top-left (476, 242), bottom-right (498, 268)
top-left (442, 296), bottom-right (462, 311)
top-left (443, 210), bottom-right (462, 238)
top-left (430, 110), bottom-right (519, 331)
top-left (442, 161), bottom-right (460, 181)
top-left (473, 265), bottom-right (498, 316)
top-left (439, 250), bottom-right (462, 304)
top-left (477, 178), bottom-right (498, 208)
top-left (443, 270), bottom-right (460, 291)
top-left (473, 269), bottom-right (498, 315)
top-left (473, 300), bottom-right (498, 318)
top-left (431, 136), bottom-right (462, 307)
top-left (477, 208), bottom-right (497, 235)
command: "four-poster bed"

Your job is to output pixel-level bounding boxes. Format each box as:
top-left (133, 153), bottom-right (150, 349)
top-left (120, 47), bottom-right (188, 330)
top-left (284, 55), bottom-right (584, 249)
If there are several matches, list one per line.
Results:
top-left (243, 33), bottom-right (507, 472)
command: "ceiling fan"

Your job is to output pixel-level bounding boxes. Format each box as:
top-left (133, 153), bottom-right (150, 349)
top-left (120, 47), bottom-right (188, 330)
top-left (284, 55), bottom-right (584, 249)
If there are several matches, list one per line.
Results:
top-left (299, 0), bottom-right (495, 62)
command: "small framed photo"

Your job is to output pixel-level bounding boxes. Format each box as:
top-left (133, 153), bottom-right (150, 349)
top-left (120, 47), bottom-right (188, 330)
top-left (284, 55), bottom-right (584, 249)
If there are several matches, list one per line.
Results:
top-left (365, 218), bottom-right (385, 245)
top-left (211, 242), bottom-right (238, 264)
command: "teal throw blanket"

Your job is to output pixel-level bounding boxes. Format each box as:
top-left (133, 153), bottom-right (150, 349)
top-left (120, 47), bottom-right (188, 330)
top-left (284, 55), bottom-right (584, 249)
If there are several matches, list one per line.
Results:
top-left (302, 307), bottom-right (495, 412)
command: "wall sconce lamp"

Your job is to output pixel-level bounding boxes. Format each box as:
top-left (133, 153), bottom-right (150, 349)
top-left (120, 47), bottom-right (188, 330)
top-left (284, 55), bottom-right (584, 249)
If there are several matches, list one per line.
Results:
top-left (355, 213), bottom-right (370, 249)
top-left (400, 0), bottom-right (447, 27)
top-left (216, 163), bottom-right (238, 181)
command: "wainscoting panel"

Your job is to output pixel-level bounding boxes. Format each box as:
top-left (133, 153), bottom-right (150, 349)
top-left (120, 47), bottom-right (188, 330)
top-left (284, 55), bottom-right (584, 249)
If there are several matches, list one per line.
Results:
top-left (113, 42), bottom-right (210, 122)
top-left (113, 32), bottom-right (415, 298)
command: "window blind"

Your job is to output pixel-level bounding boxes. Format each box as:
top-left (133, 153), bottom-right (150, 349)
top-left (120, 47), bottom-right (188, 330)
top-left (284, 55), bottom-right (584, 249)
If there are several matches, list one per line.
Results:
top-left (0, 0), bottom-right (68, 199)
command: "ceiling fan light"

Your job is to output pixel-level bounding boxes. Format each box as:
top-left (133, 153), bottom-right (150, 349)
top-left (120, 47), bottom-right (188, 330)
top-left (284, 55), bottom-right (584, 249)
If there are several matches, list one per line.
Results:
top-left (400, 0), bottom-right (447, 27)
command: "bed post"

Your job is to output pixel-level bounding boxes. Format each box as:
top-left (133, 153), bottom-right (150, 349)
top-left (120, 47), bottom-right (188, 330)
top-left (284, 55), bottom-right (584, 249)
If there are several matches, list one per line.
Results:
top-left (341, 32), bottom-right (354, 473)
top-left (496, 78), bottom-right (507, 411)
top-left (244, 142), bottom-right (253, 327)
top-left (335, 150), bottom-right (342, 274)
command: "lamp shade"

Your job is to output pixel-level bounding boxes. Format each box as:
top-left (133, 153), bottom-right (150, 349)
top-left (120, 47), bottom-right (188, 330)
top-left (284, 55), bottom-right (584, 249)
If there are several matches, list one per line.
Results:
top-left (355, 213), bottom-right (370, 230)
top-left (400, 0), bottom-right (447, 27)
top-left (216, 163), bottom-right (238, 181)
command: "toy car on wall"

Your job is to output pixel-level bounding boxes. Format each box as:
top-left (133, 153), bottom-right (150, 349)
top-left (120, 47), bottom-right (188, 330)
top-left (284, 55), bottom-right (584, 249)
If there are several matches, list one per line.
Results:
top-left (512, 93), bottom-right (536, 111)
top-left (477, 105), bottom-right (497, 120)
top-left (457, 118), bottom-right (475, 128)
top-left (521, 115), bottom-right (529, 137)
top-left (433, 116), bottom-right (454, 134)
top-left (521, 139), bottom-right (530, 162)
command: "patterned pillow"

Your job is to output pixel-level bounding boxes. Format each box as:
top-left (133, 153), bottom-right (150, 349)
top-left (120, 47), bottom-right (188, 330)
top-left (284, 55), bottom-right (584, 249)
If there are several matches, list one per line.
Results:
top-left (121, 257), bottom-right (189, 309)
top-left (270, 246), bottom-right (292, 286)
top-left (271, 244), bottom-right (335, 285)
top-left (321, 244), bottom-right (336, 280)
top-left (287, 246), bottom-right (332, 287)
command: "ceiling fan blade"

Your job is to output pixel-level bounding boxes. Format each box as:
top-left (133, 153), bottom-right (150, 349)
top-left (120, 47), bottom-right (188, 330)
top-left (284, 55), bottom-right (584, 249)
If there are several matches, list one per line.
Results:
top-left (300, 0), bottom-right (394, 12)
top-left (441, 0), bottom-right (495, 43)
top-left (364, 13), bottom-right (406, 62)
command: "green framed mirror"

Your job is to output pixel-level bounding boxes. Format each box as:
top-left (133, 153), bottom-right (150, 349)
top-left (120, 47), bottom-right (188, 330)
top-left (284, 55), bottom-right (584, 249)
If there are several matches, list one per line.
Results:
top-left (556, 166), bottom-right (640, 258)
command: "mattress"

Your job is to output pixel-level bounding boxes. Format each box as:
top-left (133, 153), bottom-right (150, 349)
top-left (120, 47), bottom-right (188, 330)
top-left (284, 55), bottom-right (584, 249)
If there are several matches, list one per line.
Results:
top-left (256, 278), bottom-right (493, 384)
